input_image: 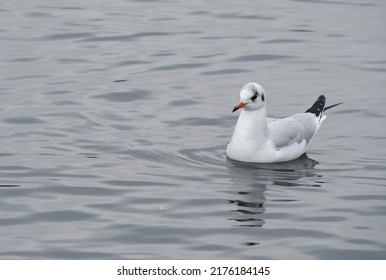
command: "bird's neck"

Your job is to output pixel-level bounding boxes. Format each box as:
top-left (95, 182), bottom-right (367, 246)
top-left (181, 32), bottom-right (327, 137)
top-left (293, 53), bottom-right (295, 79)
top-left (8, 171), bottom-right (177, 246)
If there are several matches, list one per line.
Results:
top-left (233, 107), bottom-right (268, 141)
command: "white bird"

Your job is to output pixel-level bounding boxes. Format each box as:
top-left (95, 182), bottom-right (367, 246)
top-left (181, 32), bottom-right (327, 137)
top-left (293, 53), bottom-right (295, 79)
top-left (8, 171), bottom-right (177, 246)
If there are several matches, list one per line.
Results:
top-left (227, 83), bottom-right (342, 163)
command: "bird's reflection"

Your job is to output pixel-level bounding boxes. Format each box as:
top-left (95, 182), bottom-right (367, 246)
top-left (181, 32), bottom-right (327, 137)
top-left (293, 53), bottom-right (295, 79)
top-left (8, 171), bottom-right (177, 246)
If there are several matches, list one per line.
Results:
top-left (226, 154), bottom-right (319, 228)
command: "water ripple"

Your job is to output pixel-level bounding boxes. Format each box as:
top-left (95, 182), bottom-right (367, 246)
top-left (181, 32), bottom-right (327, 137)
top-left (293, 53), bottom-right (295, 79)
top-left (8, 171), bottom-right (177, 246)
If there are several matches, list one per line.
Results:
top-left (92, 89), bottom-right (151, 102)
top-left (81, 32), bottom-right (174, 42)
top-left (230, 54), bottom-right (295, 62)
top-left (0, 0), bottom-right (385, 260)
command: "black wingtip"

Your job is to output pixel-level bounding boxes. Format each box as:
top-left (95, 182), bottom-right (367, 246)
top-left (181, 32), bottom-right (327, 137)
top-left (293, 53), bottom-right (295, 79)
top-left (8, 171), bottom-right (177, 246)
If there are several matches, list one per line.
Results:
top-left (306, 95), bottom-right (343, 118)
top-left (305, 95), bottom-right (326, 117)
top-left (324, 102), bottom-right (343, 111)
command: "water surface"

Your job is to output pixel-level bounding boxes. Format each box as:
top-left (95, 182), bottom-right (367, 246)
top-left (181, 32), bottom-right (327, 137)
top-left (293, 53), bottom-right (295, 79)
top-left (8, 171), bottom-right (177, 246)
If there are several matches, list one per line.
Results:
top-left (0, 0), bottom-right (386, 259)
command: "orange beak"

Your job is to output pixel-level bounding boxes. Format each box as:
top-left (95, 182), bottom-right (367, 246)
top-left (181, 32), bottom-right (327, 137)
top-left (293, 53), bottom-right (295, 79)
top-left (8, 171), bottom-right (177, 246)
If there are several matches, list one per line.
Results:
top-left (232, 102), bottom-right (246, 112)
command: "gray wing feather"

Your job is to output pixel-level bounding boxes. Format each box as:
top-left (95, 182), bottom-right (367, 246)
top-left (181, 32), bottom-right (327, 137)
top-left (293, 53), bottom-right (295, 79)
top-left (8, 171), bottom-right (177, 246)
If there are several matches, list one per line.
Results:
top-left (267, 113), bottom-right (317, 148)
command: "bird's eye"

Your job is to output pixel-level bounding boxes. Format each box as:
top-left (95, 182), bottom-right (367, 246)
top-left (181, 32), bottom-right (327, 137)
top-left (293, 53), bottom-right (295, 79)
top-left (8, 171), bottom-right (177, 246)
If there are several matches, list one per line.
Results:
top-left (251, 94), bottom-right (258, 102)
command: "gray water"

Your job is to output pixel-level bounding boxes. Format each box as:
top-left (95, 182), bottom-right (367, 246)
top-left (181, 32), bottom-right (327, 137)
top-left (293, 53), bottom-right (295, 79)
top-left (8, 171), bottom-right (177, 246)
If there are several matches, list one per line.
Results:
top-left (1, 0), bottom-right (385, 259)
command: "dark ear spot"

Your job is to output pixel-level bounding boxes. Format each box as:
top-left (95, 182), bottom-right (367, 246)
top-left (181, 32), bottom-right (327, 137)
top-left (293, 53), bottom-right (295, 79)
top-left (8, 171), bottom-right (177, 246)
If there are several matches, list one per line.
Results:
top-left (261, 94), bottom-right (265, 102)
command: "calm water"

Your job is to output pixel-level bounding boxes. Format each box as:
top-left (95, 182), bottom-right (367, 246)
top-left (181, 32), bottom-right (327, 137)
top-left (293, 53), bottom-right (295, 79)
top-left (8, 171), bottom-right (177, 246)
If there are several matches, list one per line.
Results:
top-left (1, 0), bottom-right (385, 259)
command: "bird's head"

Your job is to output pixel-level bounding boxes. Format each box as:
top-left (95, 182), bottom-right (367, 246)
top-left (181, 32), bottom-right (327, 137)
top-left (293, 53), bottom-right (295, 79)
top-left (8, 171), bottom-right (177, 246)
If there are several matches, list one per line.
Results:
top-left (232, 83), bottom-right (266, 112)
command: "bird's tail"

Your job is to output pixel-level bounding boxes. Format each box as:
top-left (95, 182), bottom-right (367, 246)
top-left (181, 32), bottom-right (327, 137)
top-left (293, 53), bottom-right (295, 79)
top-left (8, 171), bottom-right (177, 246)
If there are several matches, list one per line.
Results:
top-left (306, 95), bottom-right (343, 120)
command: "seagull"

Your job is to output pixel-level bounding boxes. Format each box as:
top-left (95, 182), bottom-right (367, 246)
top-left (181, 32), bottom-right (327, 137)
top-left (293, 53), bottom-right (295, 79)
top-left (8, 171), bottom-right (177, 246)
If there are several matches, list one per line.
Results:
top-left (226, 83), bottom-right (342, 163)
